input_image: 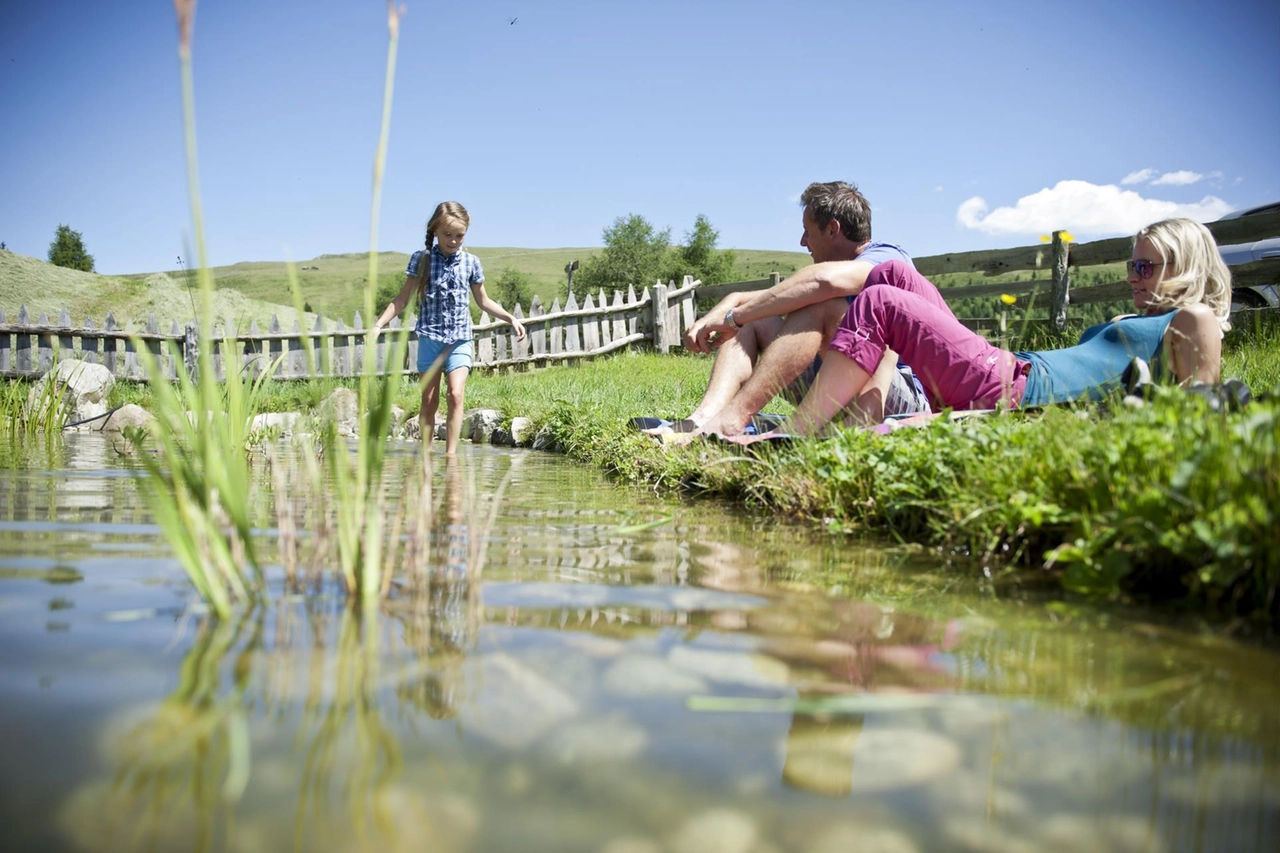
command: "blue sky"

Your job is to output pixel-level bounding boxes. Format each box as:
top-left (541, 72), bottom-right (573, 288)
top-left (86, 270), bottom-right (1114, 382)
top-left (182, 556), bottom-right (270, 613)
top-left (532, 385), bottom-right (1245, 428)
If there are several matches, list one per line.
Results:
top-left (1, 0), bottom-right (1277, 275)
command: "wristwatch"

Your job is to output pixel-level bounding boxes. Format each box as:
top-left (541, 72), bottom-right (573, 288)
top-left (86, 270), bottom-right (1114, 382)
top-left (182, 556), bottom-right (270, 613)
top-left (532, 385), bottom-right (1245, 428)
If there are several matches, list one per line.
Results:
top-left (725, 308), bottom-right (742, 330)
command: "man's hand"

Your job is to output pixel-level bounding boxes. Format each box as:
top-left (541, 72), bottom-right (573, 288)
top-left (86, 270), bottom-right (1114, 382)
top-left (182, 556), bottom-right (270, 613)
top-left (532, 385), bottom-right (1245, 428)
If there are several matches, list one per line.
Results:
top-left (683, 300), bottom-right (739, 354)
top-left (510, 317), bottom-right (527, 341)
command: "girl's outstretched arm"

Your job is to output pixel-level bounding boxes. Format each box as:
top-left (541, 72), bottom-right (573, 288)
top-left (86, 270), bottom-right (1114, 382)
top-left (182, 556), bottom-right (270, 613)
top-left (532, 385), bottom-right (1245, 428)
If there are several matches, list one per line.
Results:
top-left (373, 275), bottom-right (419, 332)
top-left (471, 283), bottom-right (527, 340)
top-left (1165, 303), bottom-right (1222, 385)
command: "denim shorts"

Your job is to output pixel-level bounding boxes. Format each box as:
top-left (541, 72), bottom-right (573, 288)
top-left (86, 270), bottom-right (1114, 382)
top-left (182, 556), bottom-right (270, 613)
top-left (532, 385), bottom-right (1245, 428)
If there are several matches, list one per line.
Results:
top-left (783, 355), bottom-right (931, 417)
top-left (416, 337), bottom-right (473, 375)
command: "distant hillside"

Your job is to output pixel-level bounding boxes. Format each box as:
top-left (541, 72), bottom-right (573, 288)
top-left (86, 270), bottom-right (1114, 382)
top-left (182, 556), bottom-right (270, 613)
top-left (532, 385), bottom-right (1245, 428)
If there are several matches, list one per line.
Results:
top-left (1, 242), bottom-right (816, 334)
top-left (0, 249), bottom-right (315, 332)
top-left (119, 246), bottom-right (815, 323)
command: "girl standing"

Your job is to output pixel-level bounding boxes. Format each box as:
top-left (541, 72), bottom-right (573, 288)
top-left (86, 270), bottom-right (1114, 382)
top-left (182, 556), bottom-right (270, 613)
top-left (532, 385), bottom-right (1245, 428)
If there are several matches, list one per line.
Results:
top-left (374, 201), bottom-right (526, 453)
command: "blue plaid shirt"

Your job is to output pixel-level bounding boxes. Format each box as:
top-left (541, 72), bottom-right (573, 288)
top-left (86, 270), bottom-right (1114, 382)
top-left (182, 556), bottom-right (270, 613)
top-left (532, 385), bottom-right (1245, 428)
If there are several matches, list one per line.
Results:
top-left (406, 245), bottom-right (484, 344)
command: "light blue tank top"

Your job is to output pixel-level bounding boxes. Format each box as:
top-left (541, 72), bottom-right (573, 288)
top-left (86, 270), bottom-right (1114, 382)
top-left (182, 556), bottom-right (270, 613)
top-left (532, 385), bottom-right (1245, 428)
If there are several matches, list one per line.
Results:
top-left (1017, 312), bottom-right (1176, 407)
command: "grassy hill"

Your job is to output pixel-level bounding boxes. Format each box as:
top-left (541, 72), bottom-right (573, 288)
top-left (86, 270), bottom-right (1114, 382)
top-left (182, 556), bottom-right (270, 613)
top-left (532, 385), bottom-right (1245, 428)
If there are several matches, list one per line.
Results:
top-left (3, 244), bottom-right (813, 333)
top-left (0, 249), bottom-right (316, 332)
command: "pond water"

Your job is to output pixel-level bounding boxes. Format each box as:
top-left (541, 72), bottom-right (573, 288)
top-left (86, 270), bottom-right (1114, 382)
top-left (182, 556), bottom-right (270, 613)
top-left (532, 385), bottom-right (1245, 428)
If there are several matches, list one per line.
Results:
top-left (1, 434), bottom-right (1278, 853)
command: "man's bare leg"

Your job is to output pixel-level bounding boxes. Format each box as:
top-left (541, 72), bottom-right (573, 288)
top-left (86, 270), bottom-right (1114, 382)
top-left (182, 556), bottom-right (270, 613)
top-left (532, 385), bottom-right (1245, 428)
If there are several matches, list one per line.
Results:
top-left (699, 299), bottom-right (847, 436)
top-left (686, 316), bottom-right (784, 426)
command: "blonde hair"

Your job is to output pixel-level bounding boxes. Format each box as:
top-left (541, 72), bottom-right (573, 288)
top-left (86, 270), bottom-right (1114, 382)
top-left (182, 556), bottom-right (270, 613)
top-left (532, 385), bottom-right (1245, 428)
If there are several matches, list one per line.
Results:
top-left (419, 201), bottom-right (471, 289)
top-left (1135, 217), bottom-right (1232, 333)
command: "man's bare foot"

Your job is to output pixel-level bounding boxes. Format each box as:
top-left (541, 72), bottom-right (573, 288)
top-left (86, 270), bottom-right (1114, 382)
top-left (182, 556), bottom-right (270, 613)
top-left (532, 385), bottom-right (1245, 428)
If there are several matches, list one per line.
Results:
top-left (696, 412), bottom-right (749, 437)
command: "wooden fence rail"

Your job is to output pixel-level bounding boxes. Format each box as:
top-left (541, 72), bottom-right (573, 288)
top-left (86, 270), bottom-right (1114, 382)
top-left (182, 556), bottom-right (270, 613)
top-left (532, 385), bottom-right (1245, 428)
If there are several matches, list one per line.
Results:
top-left (4, 211), bottom-right (1277, 382)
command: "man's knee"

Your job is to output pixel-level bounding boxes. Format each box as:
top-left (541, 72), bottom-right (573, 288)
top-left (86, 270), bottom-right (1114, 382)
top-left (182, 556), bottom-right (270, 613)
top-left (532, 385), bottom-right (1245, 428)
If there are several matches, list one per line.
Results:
top-left (866, 259), bottom-right (911, 289)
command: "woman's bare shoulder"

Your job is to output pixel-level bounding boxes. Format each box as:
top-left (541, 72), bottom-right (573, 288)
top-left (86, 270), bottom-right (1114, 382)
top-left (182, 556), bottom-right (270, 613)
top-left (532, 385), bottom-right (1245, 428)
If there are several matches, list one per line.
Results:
top-left (1169, 302), bottom-right (1219, 330)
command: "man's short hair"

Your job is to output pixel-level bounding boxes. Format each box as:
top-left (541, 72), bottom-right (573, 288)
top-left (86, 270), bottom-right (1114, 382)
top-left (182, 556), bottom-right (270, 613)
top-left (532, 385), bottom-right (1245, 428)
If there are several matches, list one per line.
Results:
top-left (801, 181), bottom-right (872, 244)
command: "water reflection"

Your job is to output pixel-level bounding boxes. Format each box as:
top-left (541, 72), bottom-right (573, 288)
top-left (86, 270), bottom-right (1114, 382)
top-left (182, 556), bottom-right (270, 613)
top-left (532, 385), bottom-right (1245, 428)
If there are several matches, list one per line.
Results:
top-left (0, 437), bottom-right (1277, 851)
top-left (390, 457), bottom-right (481, 720)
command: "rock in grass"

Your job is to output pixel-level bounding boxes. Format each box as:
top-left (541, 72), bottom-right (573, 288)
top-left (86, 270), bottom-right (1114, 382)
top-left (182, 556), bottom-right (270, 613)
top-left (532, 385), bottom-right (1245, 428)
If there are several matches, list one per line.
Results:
top-left (100, 403), bottom-right (155, 433)
top-left (27, 359), bottom-right (114, 428)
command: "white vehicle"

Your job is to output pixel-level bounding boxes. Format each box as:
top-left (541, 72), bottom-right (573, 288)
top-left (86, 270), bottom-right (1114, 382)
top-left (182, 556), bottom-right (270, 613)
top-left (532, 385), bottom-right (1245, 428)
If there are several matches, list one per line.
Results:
top-left (1216, 203), bottom-right (1280, 312)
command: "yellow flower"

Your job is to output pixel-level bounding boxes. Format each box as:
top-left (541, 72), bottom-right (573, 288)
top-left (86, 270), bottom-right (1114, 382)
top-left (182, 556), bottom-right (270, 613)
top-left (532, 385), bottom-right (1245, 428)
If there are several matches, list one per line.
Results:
top-left (1000, 294), bottom-right (1017, 305)
top-left (1060, 231), bottom-right (1075, 243)
top-left (1039, 235), bottom-right (1051, 243)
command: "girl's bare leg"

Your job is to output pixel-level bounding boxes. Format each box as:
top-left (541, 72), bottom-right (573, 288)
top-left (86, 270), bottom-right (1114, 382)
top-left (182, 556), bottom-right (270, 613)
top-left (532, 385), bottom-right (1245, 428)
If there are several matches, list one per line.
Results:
top-left (443, 367), bottom-right (470, 455)
top-left (419, 370), bottom-right (442, 449)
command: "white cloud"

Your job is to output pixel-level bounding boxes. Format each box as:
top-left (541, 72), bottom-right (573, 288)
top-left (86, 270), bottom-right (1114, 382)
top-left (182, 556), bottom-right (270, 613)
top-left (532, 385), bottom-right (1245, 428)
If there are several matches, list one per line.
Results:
top-left (934, 185), bottom-right (944, 192)
top-left (1121, 168), bottom-right (1156, 185)
top-left (956, 179), bottom-right (1235, 237)
top-left (1151, 170), bottom-right (1204, 186)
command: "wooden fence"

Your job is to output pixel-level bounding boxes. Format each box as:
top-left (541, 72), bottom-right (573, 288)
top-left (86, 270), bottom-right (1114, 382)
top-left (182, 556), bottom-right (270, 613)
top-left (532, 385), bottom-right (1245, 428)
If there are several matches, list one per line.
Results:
top-left (3, 209), bottom-right (1277, 381)
top-left (0, 278), bottom-right (701, 381)
top-left (702, 209), bottom-right (1280, 333)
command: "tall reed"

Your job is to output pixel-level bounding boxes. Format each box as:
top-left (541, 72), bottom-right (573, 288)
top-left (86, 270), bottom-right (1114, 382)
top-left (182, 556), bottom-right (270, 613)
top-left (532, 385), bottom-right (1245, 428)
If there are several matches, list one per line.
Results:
top-left (128, 0), bottom-right (281, 617)
top-left (323, 1), bottom-right (410, 605)
top-left (131, 2), bottom-right (417, 616)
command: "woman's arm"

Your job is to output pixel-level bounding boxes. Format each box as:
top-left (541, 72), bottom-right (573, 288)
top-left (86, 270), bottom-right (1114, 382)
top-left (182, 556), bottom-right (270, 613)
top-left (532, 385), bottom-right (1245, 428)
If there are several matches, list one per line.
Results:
top-left (1164, 303), bottom-right (1222, 385)
top-left (373, 276), bottom-right (419, 332)
top-left (471, 283), bottom-right (527, 340)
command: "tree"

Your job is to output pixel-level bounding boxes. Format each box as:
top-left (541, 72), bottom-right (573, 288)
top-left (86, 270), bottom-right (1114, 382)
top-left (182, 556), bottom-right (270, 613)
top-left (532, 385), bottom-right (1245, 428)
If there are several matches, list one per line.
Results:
top-left (48, 224), bottom-right (95, 272)
top-left (573, 214), bottom-right (672, 299)
top-left (491, 266), bottom-right (535, 310)
top-left (664, 214), bottom-right (738, 285)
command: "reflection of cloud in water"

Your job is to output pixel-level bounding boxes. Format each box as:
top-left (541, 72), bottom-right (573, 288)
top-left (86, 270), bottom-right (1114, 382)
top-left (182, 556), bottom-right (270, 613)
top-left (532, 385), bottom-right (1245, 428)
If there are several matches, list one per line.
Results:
top-left (481, 581), bottom-right (767, 613)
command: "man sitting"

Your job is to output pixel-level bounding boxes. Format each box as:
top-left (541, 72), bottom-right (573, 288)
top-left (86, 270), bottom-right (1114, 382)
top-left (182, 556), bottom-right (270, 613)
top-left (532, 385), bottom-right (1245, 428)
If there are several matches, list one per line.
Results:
top-left (679, 181), bottom-right (930, 436)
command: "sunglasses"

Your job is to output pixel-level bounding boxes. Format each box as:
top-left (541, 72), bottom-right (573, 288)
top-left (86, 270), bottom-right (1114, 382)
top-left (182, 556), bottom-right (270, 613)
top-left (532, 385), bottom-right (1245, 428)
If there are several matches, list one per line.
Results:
top-left (1126, 259), bottom-right (1168, 279)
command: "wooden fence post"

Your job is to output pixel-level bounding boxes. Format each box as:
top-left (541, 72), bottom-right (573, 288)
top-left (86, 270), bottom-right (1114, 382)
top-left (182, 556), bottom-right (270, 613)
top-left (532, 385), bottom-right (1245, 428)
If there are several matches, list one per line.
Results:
top-left (57, 309), bottom-right (73, 361)
top-left (288, 319), bottom-right (305, 377)
top-left (245, 320), bottom-right (263, 380)
top-left (529, 296), bottom-right (546, 359)
top-left (650, 282), bottom-right (671, 352)
top-left (37, 312), bottom-right (53, 372)
top-left (104, 313), bottom-right (118, 377)
top-left (15, 307), bottom-right (31, 374)
top-left (214, 323), bottom-right (228, 382)
top-left (611, 291), bottom-right (626, 343)
top-left (0, 310), bottom-right (8, 373)
top-left (582, 293), bottom-right (599, 352)
top-left (549, 297), bottom-right (564, 356)
top-left (334, 319), bottom-right (350, 377)
top-left (1050, 230), bottom-right (1070, 333)
top-left (82, 316), bottom-right (98, 365)
top-left (511, 304), bottom-right (529, 362)
top-left (353, 312), bottom-right (365, 374)
top-left (564, 292), bottom-right (581, 354)
top-left (123, 320), bottom-right (141, 380)
top-left (312, 314), bottom-right (327, 377)
top-left (476, 311), bottom-right (494, 366)
top-left (184, 323), bottom-right (198, 380)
